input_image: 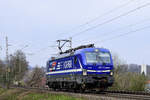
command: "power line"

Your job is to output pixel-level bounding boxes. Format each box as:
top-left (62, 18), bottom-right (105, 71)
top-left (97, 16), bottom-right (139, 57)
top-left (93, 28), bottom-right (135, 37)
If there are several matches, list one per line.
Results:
top-left (94, 25), bottom-right (150, 43)
top-left (71, 0), bottom-right (135, 29)
top-left (27, 45), bottom-right (58, 57)
top-left (71, 2), bottom-right (150, 38)
top-left (74, 17), bottom-right (150, 44)
top-left (55, 0), bottom-right (135, 39)
top-left (23, 40), bottom-right (57, 56)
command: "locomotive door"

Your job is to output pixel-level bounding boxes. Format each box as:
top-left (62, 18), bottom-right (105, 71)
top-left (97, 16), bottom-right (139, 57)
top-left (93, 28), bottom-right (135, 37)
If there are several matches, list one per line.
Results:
top-left (74, 56), bottom-right (78, 79)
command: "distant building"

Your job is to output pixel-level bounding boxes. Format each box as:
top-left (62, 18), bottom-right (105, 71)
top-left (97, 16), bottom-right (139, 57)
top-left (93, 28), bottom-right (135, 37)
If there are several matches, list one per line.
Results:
top-left (141, 64), bottom-right (147, 75)
top-left (121, 64), bottom-right (150, 76)
top-left (128, 64), bottom-right (141, 73)
top-left (147, 65), bottom-right (150, 76)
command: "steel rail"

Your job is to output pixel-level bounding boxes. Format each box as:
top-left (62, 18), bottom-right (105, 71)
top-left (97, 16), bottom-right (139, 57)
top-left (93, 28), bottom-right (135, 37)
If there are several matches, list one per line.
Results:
top-left (11, 86), bottom-right (150, 100)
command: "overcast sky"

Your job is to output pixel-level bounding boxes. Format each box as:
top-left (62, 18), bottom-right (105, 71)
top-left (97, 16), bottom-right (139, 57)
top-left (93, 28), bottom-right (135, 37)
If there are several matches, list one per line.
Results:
top-left (0, 0), bottom-right (150, 67)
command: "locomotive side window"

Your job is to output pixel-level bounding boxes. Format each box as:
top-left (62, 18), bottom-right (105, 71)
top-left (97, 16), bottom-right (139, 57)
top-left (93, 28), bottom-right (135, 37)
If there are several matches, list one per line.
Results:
top-left (74, 56), bottom-right (77, 64)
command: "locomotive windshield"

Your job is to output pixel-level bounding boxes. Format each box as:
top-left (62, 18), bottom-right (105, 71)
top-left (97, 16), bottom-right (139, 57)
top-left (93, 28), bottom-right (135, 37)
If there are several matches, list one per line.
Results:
top-left (85, 52), bottom-right (111, 64)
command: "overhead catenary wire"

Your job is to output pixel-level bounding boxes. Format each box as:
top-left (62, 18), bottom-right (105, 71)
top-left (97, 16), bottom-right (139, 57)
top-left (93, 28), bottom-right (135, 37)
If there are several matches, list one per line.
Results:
top-left (70, 2), bottom-right (150, 38)
top-left (26, 1), bottom-right (150, 57)
top-left (94, 25), bottom-right (150, 44)
top-left (25, 40), bottom-right (57, 56)
top-left (27, 45), bottom-right (59, 57)
top-left (74, 17), bottom-right (150, 44)
top-left (74, 0), bottom-right (136, 28)
top-left (55, 0), bottom-right (136, 39)
top-left (26, 1), bottom-right (150, 59)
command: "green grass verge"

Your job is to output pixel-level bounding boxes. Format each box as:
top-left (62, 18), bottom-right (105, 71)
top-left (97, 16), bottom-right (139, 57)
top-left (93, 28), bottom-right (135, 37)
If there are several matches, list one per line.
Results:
top-left (0, 88), bottom-right (84, 100)
top-left (22, 93), bottom-right (83, 100)
top-left (0, 88), bottom-right (25, 100)
top-left (0, 88), bottom-right (6, 95)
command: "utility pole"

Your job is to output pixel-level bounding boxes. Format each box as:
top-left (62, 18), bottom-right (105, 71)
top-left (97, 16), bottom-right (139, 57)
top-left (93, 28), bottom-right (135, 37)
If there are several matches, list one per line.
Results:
top-left (6, 36), bottom-right (9, 64)
top-left (5, 36), bottom-right (10, 89)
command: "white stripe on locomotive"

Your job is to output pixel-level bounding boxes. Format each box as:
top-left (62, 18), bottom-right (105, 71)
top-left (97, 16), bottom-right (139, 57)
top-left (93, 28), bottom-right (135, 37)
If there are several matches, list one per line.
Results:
top-left (46, 69), bottom-right (110, 75)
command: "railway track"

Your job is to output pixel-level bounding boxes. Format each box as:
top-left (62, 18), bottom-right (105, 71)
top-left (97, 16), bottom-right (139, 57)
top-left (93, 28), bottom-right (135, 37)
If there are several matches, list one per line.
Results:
top-left (99, 91), bottom-right (150, 100)
top-left (12, 86), bottom-right (150, 100)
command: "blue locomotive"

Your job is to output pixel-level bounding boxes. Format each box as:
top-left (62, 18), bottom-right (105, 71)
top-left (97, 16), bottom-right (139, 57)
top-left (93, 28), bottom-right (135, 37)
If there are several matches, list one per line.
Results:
top-left (46, 44), bottom-right (114, 91)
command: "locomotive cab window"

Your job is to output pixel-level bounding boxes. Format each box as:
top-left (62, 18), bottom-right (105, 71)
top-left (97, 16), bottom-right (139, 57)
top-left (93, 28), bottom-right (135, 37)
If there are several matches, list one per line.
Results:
top-left (85, 52), bottom-right (111, 64)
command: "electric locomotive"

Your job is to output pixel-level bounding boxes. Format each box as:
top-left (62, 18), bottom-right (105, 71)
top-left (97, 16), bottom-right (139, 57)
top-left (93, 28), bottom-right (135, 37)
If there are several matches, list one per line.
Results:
top-left (46, 44), bottom-right (114, 91)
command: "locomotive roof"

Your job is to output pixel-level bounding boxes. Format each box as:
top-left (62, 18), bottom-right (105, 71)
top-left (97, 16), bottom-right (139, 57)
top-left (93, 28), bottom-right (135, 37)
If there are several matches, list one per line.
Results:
top-left (74, 47), bottom-right (110, 54)
top-left (48, 47), bottom-right (110, 61)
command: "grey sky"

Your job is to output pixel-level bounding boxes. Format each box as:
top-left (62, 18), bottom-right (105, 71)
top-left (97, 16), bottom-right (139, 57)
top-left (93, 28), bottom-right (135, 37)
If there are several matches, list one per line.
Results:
top-left (0, 0), bottom-right (150, 67)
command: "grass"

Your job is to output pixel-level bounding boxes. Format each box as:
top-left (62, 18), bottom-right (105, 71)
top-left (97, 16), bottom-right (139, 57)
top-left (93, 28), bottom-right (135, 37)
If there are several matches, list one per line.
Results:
top-left (0, 87), bottom-right (6, 95)
top-left (0, 88), bottom-right (25, 100)
top-left (0, 88), bottom-right (84, 100)
top-left (22, 93), bottom-right (83, 100)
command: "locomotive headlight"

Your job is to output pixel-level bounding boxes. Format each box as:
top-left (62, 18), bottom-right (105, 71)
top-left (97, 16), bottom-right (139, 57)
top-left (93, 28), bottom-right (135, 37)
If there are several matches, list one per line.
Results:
top-left (95, 49), bottom-right (99, 52)
top-left (83, 69), bottom-right (87, 76)
top-left (110, 72), bottom-right (113, 76)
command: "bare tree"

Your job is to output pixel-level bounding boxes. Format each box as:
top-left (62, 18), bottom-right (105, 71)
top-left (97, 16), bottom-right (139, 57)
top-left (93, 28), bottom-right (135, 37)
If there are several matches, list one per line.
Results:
top-left (112, 52), bottom-right (127, 74)
top-left (9, 50), bottom-right (28, 83)
top-left (0, 59), bottom-right (6, 86)
top-left (25, 66), bottom-right (45, 87)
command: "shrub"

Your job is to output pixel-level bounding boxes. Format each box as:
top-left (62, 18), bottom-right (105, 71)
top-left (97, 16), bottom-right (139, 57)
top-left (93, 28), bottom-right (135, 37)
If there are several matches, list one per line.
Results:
top-left (109, 72), bottom-right (147, 91)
